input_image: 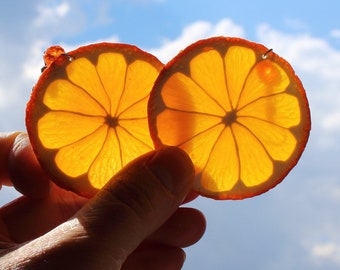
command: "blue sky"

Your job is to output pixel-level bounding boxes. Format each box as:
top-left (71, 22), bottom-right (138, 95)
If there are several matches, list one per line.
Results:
top-left (1, 0), bottom-right (340, 269)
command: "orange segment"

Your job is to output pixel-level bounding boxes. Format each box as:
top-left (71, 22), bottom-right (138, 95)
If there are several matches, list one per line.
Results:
top-left (96, 52), bottom-right (126, 116)
top-left (26, 43), bottom-right (163, 197)
top-left (225, 45), bottom-right (256, 109)
top-left (148, 37), bottom-right (311, 200)
top-left (55, 125), bottom-right (108, 178)
top-left (190, 49), bottom-right (231, 112)
top-left (37, 112), bottom-right (104, 148)
top-left (43, 79), bottom-right (107, 115)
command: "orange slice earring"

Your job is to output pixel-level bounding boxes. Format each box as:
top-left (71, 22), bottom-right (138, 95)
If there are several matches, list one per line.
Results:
top-left (26, 43), bottom-right (163, 197)
top-left (148, 37), bottom-right (311, 200)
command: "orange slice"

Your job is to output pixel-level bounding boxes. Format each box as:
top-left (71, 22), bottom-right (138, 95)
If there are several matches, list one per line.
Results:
top-left (148, 37), bottom-right (311, 200)
top-left (26, 43), bottom-right (163, 197)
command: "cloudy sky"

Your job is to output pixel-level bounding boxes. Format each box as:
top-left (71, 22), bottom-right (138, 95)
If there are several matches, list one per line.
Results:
top-left (1, 0), bottom-right (340, 269)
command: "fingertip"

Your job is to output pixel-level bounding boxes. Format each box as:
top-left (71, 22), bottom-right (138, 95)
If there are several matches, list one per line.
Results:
top-left (148, 207), bottom-right (206, 248)
top-left (122, 245), bottom-right (185, 270)
top-left (8, 133), bottom-right (50, 198)
top-left (145, 146), bottom-right (195, 197)
top-left (182, 189), bottom-right (200, 204)
top-left (0, 131), bottom-right (21, 186)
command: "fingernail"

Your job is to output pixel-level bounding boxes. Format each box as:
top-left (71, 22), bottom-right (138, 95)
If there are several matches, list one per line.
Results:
top-left (146, 147), bottom-right (194, 194)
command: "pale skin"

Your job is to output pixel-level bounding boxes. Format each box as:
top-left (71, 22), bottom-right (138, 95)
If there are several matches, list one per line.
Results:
top-left (0, 132), bottom-right (206, 269)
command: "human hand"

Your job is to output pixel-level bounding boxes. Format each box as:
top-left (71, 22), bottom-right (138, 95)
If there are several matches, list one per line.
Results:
top-left (0, 132), bottom-right (206, 269)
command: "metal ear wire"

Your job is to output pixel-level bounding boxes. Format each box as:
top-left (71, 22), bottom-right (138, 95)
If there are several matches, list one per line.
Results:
top-left (262, 48), bottom-right (273, 59)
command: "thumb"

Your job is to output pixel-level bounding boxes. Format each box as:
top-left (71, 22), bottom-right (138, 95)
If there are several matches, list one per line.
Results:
top-left (77, 146), bottom-right (195, 266)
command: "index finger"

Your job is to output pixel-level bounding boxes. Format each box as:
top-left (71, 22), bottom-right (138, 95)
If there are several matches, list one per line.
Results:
top-left (0, 132), bottom-right (50, 198)
top-left (0, 132), bottom-right (20, 187)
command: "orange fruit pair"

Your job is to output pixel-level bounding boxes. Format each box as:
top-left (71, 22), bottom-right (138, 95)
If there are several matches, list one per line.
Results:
top-left (26, 37), bottom-right (311, 199)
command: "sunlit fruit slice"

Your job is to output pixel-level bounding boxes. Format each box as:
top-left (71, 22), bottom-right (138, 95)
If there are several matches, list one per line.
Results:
top-left (26, 43), bottom-right (163, 197)
top-left (148, 37), bottom-right (311, 200)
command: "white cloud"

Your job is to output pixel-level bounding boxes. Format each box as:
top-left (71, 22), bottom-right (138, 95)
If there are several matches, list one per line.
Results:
top-left (33, 1), bottom-right (70, 28)
top-left (0, 82), bottom-right (17, 109)
top-left (284, 18), bottom-right (309, 31)
top-left (322, 111), bottom-right (340, 131)
top-left (330, 29), bottom-right (340, 39)
top-left (22, 39), bottom-right (52, 81)
top-left (60, 35), bottom-right (120, 52)
top-left (311, 243), bottom-right (340, 264)
top-left (150, 19), bottom-right (245, 63)
top-left (32, 1), bottom-right (86, 39)
top-left (122, 0), bottom-right (166, 3)
top-left (211, 18), bottom-right (245, 37)
top-left (93, 1), bottom-right (114, 26)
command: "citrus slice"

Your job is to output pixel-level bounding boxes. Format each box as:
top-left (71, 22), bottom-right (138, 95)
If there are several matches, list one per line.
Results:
top-left (26, 43), bottom-right (163, 197)
top-left (148, 37), bottom-right (311, 200)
